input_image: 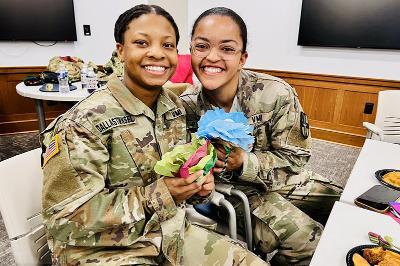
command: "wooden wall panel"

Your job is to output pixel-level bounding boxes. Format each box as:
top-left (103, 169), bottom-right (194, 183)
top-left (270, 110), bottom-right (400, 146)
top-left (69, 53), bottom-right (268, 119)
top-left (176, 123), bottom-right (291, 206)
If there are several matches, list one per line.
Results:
top-left (250, 68), bottom-right (400, 146)
top-left (2, 66), bottom-right (400, 147)
top-left (339, 91), bottom-right (377, 127)
top-left (0, 67), bottom-right (70, 134)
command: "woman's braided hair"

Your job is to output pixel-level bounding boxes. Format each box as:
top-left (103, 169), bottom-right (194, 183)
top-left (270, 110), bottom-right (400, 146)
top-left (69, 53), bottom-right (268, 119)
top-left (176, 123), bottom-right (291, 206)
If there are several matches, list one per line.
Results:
top-left (114, 4), bottom-right (180, 44)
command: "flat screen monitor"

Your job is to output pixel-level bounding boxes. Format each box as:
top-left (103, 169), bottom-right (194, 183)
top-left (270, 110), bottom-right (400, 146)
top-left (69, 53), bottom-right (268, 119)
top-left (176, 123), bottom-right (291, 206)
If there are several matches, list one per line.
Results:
top-left (0, 0), bottom-right (77, 41)
top-left (298, 0), bottom-right (400, 50)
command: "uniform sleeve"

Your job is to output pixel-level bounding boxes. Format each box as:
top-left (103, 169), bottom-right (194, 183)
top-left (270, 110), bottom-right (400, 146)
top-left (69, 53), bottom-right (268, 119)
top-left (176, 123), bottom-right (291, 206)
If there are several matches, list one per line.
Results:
top-left (240, 88), bottom-right (312, 189)
top-left (42, 122), bottom-right (177, 247)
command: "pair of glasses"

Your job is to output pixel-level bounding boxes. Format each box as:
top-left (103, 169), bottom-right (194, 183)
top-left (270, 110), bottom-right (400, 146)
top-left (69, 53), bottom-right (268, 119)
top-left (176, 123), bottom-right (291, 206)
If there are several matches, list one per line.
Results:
top-left (190, 41), bottom-right (242, 60)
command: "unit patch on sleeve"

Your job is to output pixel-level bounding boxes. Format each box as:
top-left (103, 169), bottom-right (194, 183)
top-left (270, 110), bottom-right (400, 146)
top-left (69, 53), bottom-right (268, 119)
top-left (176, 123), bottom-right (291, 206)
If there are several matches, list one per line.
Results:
top-left (43, 134), bottom-right (60, 167)
top-left (95, 115), bottom-right (136, 133)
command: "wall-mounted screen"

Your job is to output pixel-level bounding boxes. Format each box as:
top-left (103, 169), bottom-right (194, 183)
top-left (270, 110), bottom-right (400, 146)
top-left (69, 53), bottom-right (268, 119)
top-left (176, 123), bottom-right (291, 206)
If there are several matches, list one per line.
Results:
top-left (298, 0), bottom-right (400, 50)
top-left (0, 0), bottom-right (77, 41)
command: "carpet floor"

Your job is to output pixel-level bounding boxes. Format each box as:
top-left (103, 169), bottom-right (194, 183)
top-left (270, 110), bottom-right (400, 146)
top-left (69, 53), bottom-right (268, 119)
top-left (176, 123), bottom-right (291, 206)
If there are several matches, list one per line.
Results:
top-left (0, 132), bottom-right (360, 264)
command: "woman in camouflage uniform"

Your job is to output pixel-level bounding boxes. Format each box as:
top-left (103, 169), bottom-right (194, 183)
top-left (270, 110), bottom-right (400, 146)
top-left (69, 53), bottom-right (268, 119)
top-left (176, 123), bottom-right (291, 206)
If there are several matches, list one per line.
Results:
top-left (180, 7), bottom-right (343, 265)
top-left (40, 5), bottom-right (267, 266)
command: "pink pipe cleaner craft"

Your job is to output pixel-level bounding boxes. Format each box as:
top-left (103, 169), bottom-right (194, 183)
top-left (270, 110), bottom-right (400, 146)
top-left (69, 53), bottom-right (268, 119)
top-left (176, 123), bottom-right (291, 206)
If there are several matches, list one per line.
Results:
top-left (153, 108), bottom-right (254, 185)
top-left (154, 135), bottom-right (216, 185)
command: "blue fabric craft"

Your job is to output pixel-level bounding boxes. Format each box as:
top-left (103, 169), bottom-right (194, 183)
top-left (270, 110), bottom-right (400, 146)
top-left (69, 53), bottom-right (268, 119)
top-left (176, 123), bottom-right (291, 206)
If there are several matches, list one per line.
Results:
top-left (196, 108), bottom-right (254, 151)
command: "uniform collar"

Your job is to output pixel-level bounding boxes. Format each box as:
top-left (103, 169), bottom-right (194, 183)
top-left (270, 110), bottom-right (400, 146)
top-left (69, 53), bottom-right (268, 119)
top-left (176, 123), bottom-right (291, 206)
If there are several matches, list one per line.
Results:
top-left (198, 70), bottom-right (249, 114)
top-left (107, 75), bottom-right (177, 121)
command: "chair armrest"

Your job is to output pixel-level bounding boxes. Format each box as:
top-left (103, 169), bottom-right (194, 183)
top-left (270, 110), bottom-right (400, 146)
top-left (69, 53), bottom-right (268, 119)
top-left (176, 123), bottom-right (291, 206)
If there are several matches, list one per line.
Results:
top-left (363, 122), bottom-right (384, 141)
top-left (215, 183), bottom-right (234, 195)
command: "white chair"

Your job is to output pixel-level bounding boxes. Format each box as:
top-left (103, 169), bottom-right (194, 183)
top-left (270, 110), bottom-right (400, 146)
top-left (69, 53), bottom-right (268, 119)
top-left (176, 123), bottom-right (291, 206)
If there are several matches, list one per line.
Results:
top-left (0, 148), bottom-right (50, 265)
top-left (363, 90), bottom-right (400, 144)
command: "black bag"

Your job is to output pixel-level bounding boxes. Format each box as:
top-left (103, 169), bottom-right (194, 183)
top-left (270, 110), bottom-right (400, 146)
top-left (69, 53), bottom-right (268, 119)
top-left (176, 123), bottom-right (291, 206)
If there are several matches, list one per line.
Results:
top-left (23, 71), bottom-right (64, 86)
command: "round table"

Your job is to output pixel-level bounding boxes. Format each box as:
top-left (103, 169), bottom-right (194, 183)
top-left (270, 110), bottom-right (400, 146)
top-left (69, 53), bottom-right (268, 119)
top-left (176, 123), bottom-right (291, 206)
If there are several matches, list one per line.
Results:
top-left (16, 82), bottom-right (90, 131)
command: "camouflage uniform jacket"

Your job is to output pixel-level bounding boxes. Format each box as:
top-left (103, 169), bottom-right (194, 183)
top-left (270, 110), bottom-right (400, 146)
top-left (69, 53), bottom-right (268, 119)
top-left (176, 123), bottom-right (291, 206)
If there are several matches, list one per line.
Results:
top-left (41, 75), bottom-right (190, 265)
top-left (181, 69), bottom-right (322, 192)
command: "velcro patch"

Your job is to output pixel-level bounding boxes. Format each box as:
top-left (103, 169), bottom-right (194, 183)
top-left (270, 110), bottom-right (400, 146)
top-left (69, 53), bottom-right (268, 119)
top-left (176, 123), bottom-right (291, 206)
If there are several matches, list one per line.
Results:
top-left (43, 134), bottom-right (60, 167)
top-left (95, 115), bottom-right (136, 133)
top-left (166, 108), bottom-right (185, 120)
top-left (249, 112), bottom-right (273, 125)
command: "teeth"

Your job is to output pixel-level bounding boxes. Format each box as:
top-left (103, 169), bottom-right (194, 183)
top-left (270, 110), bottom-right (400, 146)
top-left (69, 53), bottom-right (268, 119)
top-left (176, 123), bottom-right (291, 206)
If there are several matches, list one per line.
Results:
top-left (204, 67), bottom-right (222, 73)
top-left (145, 66), bottom-right (166, 72)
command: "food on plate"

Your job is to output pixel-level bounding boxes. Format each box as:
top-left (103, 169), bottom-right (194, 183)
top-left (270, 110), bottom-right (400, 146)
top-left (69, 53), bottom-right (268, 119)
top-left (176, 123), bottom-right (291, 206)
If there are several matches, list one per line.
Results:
top-left (352, 253), bottom-right (371, 266)
top-left (380, 250), bottom-right (400, 265)
top-left (363, 247), bottom-right (384, 264)
top-left (358, 247), bottom-right (400, 266)
top-left (383, 171), bottom-right (400, 188)
top-left (378, 258), bottom-right (400, 266)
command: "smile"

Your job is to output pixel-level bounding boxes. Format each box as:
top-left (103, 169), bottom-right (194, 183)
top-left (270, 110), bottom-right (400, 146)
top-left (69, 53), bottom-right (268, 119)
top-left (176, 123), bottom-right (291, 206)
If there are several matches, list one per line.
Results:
top-left (144, 65), bottom-right (167, 74)
top-left (202, 67), bottom-right (223, 74)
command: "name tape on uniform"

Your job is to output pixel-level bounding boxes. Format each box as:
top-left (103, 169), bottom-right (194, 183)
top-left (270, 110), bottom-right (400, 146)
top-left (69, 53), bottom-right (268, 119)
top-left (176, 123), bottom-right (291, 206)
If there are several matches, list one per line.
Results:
top-left (249, 112), bottom-right (273, 125)
top-left (166, 108), bottom-right (185, 120)
top-left (95, 115), bottom-right (136, 133)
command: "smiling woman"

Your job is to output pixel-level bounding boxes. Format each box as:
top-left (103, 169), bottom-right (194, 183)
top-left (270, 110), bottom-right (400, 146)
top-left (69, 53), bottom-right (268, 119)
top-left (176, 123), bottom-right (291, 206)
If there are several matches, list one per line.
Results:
top-left (39, 4), bottom-right (267, 266)
top-left (180, 7), bottom-right (343, 265)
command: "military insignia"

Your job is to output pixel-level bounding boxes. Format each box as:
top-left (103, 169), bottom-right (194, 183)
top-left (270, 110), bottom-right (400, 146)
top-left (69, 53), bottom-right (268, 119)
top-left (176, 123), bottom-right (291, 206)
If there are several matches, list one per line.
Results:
top-left (43, 134), bottom-right (60, 167)
top-left (166, 108), bottom-right (185, 120)
top-left (249, 112), bottom-right (273, 125)
top-left (94, 115), bottom-right (135, 133)
top-left (300, 112), bottom-right (310, 139)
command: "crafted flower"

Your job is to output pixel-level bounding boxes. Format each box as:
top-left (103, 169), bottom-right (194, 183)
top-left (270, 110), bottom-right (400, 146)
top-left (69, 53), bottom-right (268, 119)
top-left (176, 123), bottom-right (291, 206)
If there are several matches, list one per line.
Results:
top-left (196, 108), bottom-right (254, 151)
top-left (154, 135), bottom-right (216, 185)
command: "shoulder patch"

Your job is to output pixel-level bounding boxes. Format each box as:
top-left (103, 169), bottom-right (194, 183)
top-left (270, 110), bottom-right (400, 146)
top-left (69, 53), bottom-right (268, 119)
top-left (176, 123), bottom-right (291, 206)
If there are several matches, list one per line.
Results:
top-left (94, 115), bottom-right (136, 134)
top-left (43, 134), bottom-right (60, 167)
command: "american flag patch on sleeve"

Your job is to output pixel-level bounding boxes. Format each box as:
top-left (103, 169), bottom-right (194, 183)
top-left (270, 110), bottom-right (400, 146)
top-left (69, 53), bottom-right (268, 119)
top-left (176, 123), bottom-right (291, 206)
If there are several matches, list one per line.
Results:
top-left (43, 134), bottom-right (60, 167)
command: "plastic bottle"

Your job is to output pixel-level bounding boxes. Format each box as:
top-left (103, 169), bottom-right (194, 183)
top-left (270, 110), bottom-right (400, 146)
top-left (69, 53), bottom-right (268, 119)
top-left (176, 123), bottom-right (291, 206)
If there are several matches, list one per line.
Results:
top-left (86, 67), bottom-right (98, 93)
top-left (80, 63), bottom-right (88, 90)
top-left (57, 63), bottom-right (70, 93)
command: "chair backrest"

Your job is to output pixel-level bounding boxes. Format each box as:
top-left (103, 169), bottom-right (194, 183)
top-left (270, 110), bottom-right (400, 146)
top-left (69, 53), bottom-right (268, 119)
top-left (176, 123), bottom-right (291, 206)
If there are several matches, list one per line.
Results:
top-left (0, 148), bottom-right (50, 265)
top-left (374, 90), bottom-right (400, 144)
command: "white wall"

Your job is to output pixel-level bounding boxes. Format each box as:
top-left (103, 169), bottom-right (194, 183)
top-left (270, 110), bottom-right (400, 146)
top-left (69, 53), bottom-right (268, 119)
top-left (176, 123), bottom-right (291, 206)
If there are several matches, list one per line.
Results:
top-left (149, 0), bottom-right (190, 53)
top-left (188, 0), bottom-right (400, 81)
top-left (0, 0), bottom-right (147, 67)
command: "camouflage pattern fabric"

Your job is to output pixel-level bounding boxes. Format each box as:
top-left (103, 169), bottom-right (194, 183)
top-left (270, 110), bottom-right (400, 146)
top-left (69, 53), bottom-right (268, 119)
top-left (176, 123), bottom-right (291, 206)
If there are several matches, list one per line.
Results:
top-left (104, 50), bottom-right (124, 78)
top-left (180, 69), bottom-right (343, 264)
top-left (41, 74), bottom-right (267, 266)
top-left (183, 224), bottom-right (267, 266)
top-left (48, 56), bottom-right (97, 82)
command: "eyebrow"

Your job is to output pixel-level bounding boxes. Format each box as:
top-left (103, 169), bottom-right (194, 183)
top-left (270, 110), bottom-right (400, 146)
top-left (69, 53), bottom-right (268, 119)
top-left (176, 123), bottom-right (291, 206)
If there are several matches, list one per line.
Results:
top-left (193, 36), bottom-right (239, 44)
top-left (135, 32), bottom-right (174, 39)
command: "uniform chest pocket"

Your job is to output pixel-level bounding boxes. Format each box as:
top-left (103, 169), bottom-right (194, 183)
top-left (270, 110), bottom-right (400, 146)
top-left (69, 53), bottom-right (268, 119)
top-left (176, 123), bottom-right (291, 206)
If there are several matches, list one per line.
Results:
top-left (163, 107), bottom-right (187, 149)
top-left (249, 112), bottom-right (273, 151)
top-left (120, 130), bottom-right (159, 186)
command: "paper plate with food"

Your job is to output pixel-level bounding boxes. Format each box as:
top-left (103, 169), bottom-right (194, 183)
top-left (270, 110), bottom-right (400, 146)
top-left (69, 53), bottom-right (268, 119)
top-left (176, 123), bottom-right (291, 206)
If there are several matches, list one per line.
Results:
top-left (346, 244), bottom-right (400, 266)
top-left (375, 169), bottom-right (400, 191)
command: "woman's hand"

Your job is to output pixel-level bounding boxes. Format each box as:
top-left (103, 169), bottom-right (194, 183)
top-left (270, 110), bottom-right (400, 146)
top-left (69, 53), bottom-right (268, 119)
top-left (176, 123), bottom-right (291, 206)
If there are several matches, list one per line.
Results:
top-left (197, 172), bottom-right (214, 197)
top-left (213, 145), bottom-right (245, 174)
top-left (163, 170), bottom-right (203, 204)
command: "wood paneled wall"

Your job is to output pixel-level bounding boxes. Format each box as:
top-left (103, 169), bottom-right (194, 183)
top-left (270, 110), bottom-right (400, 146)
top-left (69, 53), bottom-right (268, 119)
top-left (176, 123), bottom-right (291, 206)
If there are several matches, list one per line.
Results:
top-left (0, 67), bottom-right (70, 135)
top-left (2, 66), bottom-right (400, 146)
top-left (249, 69), bottom-right (400, 146)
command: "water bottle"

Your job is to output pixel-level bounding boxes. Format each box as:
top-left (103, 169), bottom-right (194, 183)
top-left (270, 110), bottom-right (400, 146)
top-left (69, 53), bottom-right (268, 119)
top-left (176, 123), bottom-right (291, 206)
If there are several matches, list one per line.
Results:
top-left (80, 63), bottom-right (88, 90)
top-left (86, 67), bottom-right (98, 93)
top-left (57, 63), bottom-right (70, 93)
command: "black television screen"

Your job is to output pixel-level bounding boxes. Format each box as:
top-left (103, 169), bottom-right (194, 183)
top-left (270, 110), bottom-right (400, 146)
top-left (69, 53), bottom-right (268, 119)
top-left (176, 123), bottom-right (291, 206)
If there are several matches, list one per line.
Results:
top-left (0, 0), bottom-right (77, 41)
top-left (298, 0), bottom-right (400, 50)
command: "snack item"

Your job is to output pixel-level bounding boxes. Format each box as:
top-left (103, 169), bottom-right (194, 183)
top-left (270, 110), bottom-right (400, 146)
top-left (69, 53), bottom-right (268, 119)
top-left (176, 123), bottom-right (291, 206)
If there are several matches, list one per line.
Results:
top-left (378, 258), bottom-right (400, 266)
top-left (352, 253), bottom-right (371, 266)
top-left (363, 247), bottom-right (385, 264)
top-left (383, 171), bottom-right (400, 188)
